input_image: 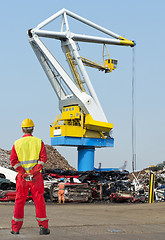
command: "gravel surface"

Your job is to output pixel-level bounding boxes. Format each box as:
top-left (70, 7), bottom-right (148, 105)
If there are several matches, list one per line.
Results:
top-left (1, 202), bottom-right (165, 240)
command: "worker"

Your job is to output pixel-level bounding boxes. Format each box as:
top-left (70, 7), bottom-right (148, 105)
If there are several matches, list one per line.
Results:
top-left (10, 118), bottom-right (50, 235)
top-left (58, 178), bottom-right (65, 204)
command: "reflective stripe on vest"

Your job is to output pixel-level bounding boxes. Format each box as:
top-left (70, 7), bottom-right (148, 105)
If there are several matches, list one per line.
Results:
top-left (14, 136), bottom-right (42, 173)
top-left (58, 183), bottom-right (65, 190)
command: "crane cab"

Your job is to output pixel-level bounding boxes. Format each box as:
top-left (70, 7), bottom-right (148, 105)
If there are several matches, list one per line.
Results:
top-left (104, 58), bottom-right (118, 72)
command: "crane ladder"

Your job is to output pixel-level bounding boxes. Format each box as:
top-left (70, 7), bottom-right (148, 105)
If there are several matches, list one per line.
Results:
top-left (65, 51), bottom-right (85, 92)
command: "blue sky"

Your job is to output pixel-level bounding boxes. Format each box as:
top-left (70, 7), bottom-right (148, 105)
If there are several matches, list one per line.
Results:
top-left (1, 0), bottom-right (165, 171)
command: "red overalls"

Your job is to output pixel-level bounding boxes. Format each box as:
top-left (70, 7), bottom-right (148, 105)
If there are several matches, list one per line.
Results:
top-left (10, 134), bottom-right (49, 232)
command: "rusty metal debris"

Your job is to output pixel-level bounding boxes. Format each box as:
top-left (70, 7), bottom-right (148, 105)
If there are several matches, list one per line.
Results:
top-left (42, 169), bottom-right (136, 203)
top-left (42, 164), bottom-right (165, 203)
top-left (1, 146), bottom-right (165, 203)
top-left (1, 165), bottom-right (165, 203)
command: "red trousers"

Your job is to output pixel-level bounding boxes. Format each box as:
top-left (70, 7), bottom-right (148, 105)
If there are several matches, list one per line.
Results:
top-left (11, 173), bottom-right (48, 232)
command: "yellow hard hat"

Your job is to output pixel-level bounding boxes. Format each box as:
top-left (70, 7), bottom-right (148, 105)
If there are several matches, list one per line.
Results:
top-left (21, 118), bottom-right (35, 128)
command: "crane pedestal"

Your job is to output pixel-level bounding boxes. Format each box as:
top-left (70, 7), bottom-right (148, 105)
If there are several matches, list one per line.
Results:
top-left (78, 146), bottom-right (95, 171)
top-left (51, 136), bottom-right (114, 171)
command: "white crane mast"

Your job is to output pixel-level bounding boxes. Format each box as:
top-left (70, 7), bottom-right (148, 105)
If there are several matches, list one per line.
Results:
top-left (28, 9), bottom-right (135, 171)
top-left (28, 8), bottom-right (134, 122)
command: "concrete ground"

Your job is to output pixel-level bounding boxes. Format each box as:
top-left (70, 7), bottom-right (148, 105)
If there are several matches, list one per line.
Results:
top-left (0, 201), bottom-right (165, 240)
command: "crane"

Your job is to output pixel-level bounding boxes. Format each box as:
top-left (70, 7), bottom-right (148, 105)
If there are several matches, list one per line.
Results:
top-left (27, 9), bottom-right (135, 171)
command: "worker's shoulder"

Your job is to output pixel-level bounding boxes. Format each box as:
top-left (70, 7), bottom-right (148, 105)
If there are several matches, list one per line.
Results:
top-left (32, 136), bottom-right (42, 141)
top-left (14, 137), bottom-right (23, 145)
top-left (30, 136), bottom-right (43, 145)
top-left (14, 136), bottom-right (42, 145)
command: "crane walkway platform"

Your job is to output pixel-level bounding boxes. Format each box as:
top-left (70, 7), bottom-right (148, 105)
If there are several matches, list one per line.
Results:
top-left (51, 136), bottom-right (114, 147)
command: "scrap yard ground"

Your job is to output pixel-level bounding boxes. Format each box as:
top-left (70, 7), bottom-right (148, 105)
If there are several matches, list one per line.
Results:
top-left (0, 202), bottom-right (165, 240)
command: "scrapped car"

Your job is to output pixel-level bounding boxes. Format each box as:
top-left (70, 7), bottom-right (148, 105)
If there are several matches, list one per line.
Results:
top-left (0, 190), bottom-right (16, 201)
top-left (110, 191), bottom-right (133, 203)
top-left (0, 190), bottom-right (32, 202)
top-left (49, 182), bottom-right (92, 202)
top-left (0, 167), bottom-right (17, 184)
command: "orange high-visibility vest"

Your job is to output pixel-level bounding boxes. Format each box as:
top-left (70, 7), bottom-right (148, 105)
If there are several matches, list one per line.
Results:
top-left (58, 182), bottom-right (65, 190)
top-left (14, 136), bottom-right (41, 173)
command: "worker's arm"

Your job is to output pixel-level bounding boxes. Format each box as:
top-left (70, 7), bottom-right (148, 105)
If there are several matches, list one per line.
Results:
top-left (10, 145), bottom-right (26, 174)
top-left (30, 141), bottom-right (47, 175)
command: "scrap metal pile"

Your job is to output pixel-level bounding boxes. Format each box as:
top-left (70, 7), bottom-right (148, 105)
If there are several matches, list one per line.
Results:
top-left (42, 169), bottom-right (146, 203)
top-left (40, 163), bottom-right (165, 203)
top-left (1, 164), bottom-right (165, 203)
top-left (1, 143), bottom-right (165, 203)
top-left (0, 148), bottom-right (11, 169)
top-left (129, 162), bottom-right (165, 203)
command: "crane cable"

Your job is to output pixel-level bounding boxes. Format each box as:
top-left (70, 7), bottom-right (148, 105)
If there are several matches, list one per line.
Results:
top-left (132, 47), bottom-right (136, 172)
